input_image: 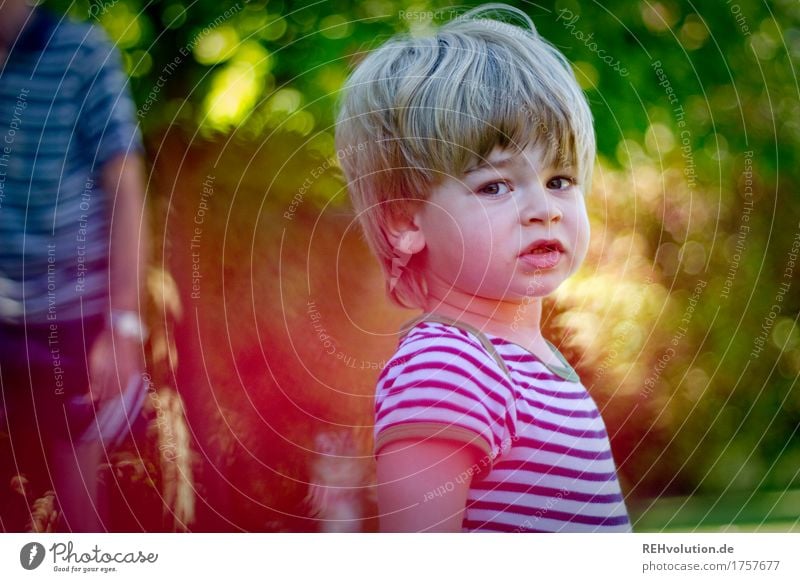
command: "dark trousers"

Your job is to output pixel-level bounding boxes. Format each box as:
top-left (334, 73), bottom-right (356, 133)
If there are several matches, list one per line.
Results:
top-left (0, 314), bottom-right (105, 531)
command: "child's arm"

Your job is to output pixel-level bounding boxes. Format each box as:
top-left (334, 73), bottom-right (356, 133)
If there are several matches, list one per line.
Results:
top-left (376, 438), bottom-right (480, 532)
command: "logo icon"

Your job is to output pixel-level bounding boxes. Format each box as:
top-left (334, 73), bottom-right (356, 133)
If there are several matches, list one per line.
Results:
top-left (20, 542), bottom-right (46, 570)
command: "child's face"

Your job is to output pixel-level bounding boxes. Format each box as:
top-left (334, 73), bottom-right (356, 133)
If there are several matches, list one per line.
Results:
top-left (413, 142), bottom-right (590, 303)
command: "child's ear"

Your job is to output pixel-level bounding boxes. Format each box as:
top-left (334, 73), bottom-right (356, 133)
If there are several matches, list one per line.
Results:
top-left (386, 214), bottom-right (426, 255)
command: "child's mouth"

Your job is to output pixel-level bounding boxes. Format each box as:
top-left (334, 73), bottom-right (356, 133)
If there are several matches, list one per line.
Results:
top-left (519, 249), bottom-right (562, 269)
top-left (519, 240), bottom-right (564, 269)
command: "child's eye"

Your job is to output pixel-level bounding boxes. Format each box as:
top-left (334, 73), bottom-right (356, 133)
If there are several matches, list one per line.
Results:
top-left (547, 176), bottom-right (576, 190)
top-left (477, 181), bottom-right (512, 197)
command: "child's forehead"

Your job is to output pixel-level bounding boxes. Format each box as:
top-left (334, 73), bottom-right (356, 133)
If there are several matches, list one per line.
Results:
top-left (463, 143), bottom-right (574, 175)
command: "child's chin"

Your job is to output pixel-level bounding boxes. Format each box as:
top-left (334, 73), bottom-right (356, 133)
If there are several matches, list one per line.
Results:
top-left (506, 278), bottom-right (564, 299)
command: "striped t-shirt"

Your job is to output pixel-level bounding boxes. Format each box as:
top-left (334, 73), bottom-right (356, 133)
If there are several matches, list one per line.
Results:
top-left (374, 320), bottom-right (632, 532)
top-left (0, 7), bottom-right (142, 325)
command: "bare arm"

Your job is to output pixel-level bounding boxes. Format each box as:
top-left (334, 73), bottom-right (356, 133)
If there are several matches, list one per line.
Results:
top-left (87, 152), bottom-right (148, 401)
top-left (102, 152), bottom-right (148, 313)
top-left (376, 438), bottom-right (480, 532)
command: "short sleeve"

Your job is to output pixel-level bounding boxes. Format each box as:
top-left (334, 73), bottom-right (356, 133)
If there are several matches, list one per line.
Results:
top-left (76, 26), bottom-right (143, 170)
top-left (374, 324), bottom-right (514, 466)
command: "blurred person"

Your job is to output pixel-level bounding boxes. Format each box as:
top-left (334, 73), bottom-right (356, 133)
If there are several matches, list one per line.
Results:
top-left (0, 0), bottom-right (148, 531)
top-left (336, 4), bottom-right (631, 532)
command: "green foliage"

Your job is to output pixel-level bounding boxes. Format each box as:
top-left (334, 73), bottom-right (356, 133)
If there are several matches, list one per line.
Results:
top-left (49, 0), bottom-right (800, 179)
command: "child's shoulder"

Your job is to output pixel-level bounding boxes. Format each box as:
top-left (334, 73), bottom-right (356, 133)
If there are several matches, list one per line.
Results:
top-left (400, 319), bottom-right (478, 346)
top-left (396, 319), bottom-right (495, 359)
top-left (373, 319), bottom-right (518, 462)
top-left (377, 320), bottom-right (512, 387)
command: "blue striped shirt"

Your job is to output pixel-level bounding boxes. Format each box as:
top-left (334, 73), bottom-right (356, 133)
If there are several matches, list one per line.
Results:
top-left (0, 7), bottom-right (142, 324)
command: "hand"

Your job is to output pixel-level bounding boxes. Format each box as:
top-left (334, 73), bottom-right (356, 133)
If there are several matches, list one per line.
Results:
top-left (86, 326), bottom-right (145, 403)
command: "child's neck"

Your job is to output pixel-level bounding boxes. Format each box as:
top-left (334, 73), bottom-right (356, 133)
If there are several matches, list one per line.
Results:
top-left (422, 285), bottom-right (560, 365)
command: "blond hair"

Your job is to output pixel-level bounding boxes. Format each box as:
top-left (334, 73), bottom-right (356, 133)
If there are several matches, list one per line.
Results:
top-left (335, 3), bottom-right (596, 309)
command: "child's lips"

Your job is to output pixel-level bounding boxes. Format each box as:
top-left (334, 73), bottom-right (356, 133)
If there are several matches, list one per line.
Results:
top-left (519, 249), bottom-right (562, 270)
top-left (520, 239), bottom-right (565, 255)
top-left (518, 239), bottom-right (565, 270)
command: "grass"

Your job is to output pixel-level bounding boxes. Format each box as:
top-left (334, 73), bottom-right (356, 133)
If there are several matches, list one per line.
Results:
top-left (629, 489), bottom-right (800, 532)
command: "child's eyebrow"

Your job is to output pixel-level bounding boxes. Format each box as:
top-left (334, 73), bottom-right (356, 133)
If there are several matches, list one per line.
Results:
top-left (464, 155), bottom-right (518, 175)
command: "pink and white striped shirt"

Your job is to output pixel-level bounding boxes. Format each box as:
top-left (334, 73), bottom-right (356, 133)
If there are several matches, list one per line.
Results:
top-left (374, 320), bottom-right (631, 532)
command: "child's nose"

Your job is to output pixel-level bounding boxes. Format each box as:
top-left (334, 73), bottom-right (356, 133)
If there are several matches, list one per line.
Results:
top-left (519, 185), bottom-right (563, 224)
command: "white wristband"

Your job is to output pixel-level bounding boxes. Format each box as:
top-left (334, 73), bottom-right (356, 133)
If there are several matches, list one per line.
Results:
top-left (109, 310), bottom-right (149, 342)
